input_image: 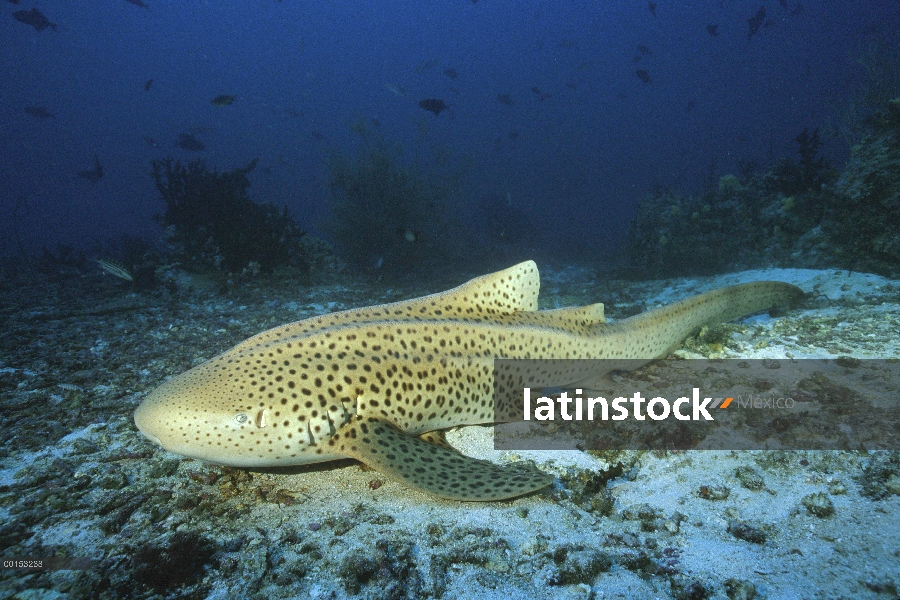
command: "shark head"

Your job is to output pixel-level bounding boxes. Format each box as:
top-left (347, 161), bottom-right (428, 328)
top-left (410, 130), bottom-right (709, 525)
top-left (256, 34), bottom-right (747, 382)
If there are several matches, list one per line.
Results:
top-left (134, 354), bottom-right (269, 466)
top-left (134, 344), bottom-right (348, 467)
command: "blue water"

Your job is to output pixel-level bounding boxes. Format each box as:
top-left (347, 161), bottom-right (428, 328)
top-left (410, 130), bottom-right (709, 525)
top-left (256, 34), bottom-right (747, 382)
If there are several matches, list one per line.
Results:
top-left (2, 0), bottom-right (898, 257)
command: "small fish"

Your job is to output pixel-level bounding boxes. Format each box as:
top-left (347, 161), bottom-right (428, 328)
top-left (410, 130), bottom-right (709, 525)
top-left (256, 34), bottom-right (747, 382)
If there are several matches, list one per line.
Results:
top-left (530, 86), bottom-right (550, 101)
top-left (443, 67), bottom-right (458, 80)
top-left (96, 258), bottom-right (133, 282)
top-left (24, 106), bottom-right (55, 119)
top-left (143, 136), bottom-right (160, 148)
top-left (747, 6), bottom-right (766, 38)
top-left (384, 83), bottom-right (406, 97)
top-left (125, 0), bottom-right (150, 9)
top-left (176, 132), bottom-right (205, 151)
top-left (706, 24), bottom-right (719, 36)
top-left (397, 228), bottom-right (423, 243)
top-left (77, 155), bottom-right (104, 182)
top-left (497, 93), bottom-right (514, 106)
top-left (648, 1), bottom-right (656, 16)
top-left (7, 0), bottom-right (21, 4)
top-left (791, 3), bottom-right (803, 16)
top-left (637, 44), bottom-right (653, 56)
top-left (13, 7), bottom-right (57, 31)
top-left (418, 98), bottom-right (448, 116)
top-left (779, 0), bottom-right (787, 8)
top-left (144, 79), bottom-right (153, 91)
top-left (211, 94), bottom-right (236, 106)
top-left (685, 99), bottom-right (696, 113)
top-left (636, 69), bottom-right (651, 83)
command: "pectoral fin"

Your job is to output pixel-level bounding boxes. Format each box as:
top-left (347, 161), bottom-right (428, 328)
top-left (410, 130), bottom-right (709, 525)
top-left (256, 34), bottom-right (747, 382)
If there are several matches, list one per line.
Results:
top-left (328, 416), bottom-right (553, 501)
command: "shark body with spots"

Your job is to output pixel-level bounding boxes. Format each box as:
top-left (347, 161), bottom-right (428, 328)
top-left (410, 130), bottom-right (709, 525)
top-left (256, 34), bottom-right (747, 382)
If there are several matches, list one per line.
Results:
top-left (135, 261), bottom-right (802, 501)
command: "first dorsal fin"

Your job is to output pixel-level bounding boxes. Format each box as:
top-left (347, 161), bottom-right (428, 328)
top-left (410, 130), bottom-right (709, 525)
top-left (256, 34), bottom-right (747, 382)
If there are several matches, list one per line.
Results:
top-left (430, 260), bottom-right (540, 315)
top-left (321, 260), bottom-right (540, 322)
top-left (234, 261), bottom-right (541, 350)
top-left (355, 261), bottom-right (540, 321)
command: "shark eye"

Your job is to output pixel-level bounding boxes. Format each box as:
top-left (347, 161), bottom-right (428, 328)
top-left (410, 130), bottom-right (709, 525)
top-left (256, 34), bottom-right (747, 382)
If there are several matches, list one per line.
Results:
top-left (234, 413), bottom-right (248, 424)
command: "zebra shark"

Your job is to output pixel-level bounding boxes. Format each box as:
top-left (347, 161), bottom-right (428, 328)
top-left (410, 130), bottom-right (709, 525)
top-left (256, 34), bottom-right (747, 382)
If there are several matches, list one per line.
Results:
top-left (135, 261), bottom-right (801, 500)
